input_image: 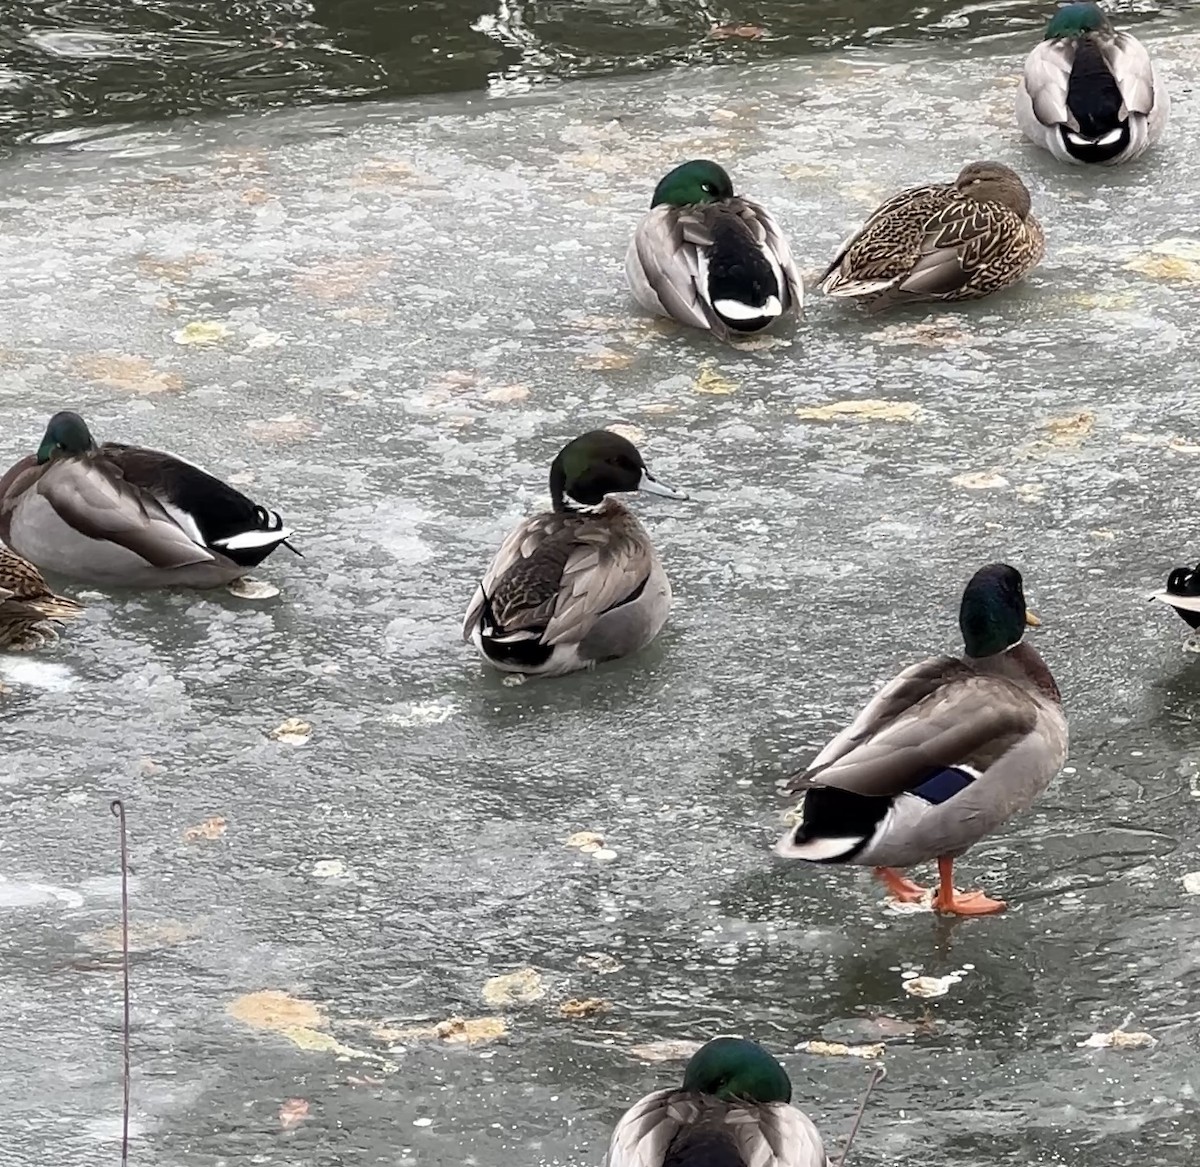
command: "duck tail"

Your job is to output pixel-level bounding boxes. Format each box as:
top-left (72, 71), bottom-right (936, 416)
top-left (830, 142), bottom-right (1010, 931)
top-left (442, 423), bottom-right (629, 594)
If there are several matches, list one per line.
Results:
top-left (31, 592), bottom-right (84, 621)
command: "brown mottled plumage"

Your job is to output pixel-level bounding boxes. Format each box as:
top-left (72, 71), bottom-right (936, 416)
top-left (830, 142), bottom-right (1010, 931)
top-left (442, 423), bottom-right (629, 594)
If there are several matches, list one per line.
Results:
top-left (819, 161), bottom-right (1044, 313)
top-left (0, 546), bottom-right (83, 649)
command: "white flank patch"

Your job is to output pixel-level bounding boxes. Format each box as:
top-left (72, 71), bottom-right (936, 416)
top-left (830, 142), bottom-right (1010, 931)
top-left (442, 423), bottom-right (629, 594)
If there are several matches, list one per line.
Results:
top-left (213, 527), bottom-right (292, 551)
top-left (159, 498), bottom-right (206, 546)
top-left (775, 833), bottom-right (865, 861)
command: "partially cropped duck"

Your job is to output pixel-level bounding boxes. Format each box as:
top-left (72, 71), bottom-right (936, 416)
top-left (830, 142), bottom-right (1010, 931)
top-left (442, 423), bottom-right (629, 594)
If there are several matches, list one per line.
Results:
top-left (0, 411), bottom-right (298, 589)
top-left (626, 159), bottom-right (803, 342)
top-left (607, 1037), bottom-right (826, 1167)
top-left (1017, 2), bottom-right (1169, 166)
top-left (462, 430), bottom-right (686, 677)
top-left (0, 547), bottom-right (83, 649)
top-left (1150, 562), bottom-right (1200, 631)
top-left (819, 161), bottom-right (1043, 313)
top-left (777, 563), bottom-right (1067, 916)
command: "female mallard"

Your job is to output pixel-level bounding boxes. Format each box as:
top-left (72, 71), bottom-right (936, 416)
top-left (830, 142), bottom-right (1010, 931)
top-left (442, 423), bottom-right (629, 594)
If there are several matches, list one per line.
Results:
top-left (1017, 3), bottom-right (1169, 166)
top-left (0, 411), bottom-right (297, 589)
top-left (0, 547), bottom-right (83, 649)
top-left (462, 430), bottom-right (686, 677)
top-left (1150, 563), bottom-right (1200, 631)
top-left (626, 159), bottom-right (803, 341)
top-left (607, 1036), bottom-right (826, 1167)
top-left (819, 161), bottom-right (1043, 313)
top-left (776, 563), bottom-right (1067, 916)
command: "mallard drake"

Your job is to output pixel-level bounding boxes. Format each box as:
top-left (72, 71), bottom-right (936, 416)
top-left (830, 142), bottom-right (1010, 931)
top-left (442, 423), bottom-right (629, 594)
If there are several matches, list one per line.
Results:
top-left (776, 563), bottom-right (1067, 916)
top-left (626, 159), bottom-right (803, 341)
top-left (462, 430), bottom-right (686, 677)
top-left (607, 1036), bottom-right (826, 1167)
top-left (1017, 3), bottom-right (1169, 166)
top-left (0, 411), bottom-right (298, 589)
top-left (1149, 563), bottom-right (1200, 630)
top-left (0, 547), bottom-right (83, 649)
top-left (819, 161), bottom-right (1044, 313)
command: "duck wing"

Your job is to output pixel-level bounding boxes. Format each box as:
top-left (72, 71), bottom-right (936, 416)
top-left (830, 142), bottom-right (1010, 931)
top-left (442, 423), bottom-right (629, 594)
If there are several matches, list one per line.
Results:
top-left (629, 206), bottom-right (717, 332)
top-left (1102, 31), bottom-right (1158, 117)
top-left (464, 510), bottom-right (653, 646)
top-left (791, 667), bottom-right (1039, 799)
top-left (104, 443), bottom-right (292, 564)
top-left (608, 1091), bottom-right (826, 1167)
top-left (37, 455), bottom-right (217, 570)
top-left (819, 182), bottom-right (954, 294)
top-left (1022, 39), bottom-right (1076, 129)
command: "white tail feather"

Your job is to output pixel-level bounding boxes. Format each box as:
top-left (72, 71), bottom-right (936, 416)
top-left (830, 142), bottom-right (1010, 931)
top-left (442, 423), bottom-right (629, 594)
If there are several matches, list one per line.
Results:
top-left (713, 295), bottom-right (783, 320)
top-left (775, 834), bottom-right (866, 861)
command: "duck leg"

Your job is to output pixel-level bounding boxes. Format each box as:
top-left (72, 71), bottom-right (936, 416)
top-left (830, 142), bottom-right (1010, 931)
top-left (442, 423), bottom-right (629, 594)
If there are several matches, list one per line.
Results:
top-left (933, 857), bottom-right (1006, 916)
top-left (872, 867), bottom-right (929, 902)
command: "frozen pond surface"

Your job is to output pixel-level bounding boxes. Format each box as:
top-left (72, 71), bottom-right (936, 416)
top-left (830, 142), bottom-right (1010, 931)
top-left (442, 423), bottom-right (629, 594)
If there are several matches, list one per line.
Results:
top-left (1, 22), bottom-right (1199, 1167)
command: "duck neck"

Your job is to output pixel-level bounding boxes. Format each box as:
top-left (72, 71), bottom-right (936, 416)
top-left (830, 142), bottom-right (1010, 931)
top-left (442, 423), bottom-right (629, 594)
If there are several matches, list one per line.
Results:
top-left (972, 640), bottom-right (1061, 704)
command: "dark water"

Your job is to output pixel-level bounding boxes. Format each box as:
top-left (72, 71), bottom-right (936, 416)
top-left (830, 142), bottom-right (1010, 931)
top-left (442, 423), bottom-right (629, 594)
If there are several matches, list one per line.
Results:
top-left (0, 0), bottom-right (1184, 147)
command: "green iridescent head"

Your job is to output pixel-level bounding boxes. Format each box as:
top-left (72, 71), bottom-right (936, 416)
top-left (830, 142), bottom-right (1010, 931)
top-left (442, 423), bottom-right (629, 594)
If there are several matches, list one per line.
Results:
top-left (37, 410), bottom-right (96, 465)
top-left (680, 1037), bottom-right (792, 1104)
top-left (650, 160), bottom-right (735, 208)
top-left (1044, 3), bottom-right (1109, 39)
top-left (959, 562), bottom-right (1034, 658)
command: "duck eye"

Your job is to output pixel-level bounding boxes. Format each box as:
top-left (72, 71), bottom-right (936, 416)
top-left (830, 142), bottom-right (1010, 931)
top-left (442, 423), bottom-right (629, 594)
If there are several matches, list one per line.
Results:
top-left (701, 183), bottom-right (715, 194)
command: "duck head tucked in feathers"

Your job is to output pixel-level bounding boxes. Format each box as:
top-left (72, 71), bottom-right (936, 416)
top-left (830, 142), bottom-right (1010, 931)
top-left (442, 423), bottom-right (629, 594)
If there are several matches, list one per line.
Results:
top-left (1017, 2), bottom-right (1169, 166)
top-left (606, 1037), bottom-right (827, 1167)
top-left (626, 160), bottom-right (803, 342)
top-left (819, 160), bottom-right (1043, 313)
top-left (0, 410), bottom-right (298, 589)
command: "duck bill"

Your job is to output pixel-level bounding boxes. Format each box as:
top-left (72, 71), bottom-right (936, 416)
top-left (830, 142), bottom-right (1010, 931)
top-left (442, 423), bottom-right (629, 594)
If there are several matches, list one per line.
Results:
top-left (1024, 610), bottom-right (1041, 627)
top-left (638, 469), bottom-right (688, 500)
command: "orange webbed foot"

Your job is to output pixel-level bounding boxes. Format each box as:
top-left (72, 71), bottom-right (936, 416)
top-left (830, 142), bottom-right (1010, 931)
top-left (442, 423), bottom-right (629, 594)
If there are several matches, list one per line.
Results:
top-left (933, 887), bottom-right (1007, 916)
top-left (873, 866), bottom-right (930, 904)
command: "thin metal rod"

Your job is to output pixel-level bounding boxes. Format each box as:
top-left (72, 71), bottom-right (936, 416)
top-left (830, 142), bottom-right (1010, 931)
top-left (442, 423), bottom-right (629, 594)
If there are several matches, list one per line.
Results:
top-left (110, 799), bottom-right (130, 1166)
top-left (837, 1064), bottom-right (886, 1167)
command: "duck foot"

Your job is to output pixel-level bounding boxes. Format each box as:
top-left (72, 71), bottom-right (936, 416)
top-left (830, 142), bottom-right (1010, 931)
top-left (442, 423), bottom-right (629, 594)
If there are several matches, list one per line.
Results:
top-left (933, 857), bottom-right (1006, 916)
top-left (872, 867), bottom-right (929, 903)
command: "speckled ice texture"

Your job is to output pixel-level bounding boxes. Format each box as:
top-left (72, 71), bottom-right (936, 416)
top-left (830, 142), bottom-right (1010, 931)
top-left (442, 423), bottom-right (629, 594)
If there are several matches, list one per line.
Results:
top-left (1, 25), bottom-right (1199, 1167)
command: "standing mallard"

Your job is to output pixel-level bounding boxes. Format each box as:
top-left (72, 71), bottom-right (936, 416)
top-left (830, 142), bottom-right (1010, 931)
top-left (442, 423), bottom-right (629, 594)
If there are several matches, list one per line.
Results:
top-left (1150, 563), bottom-right (1200, 631)
top-left (776, 564), bottom-right (1067, 916)
top-left (607, 1036), bottom-right (826, 1167)
top-left (819, 161), bottom-right (1044, 313)
top-left (462, 430), bottom-right (686, 677)
top-left (625, 160), bottom-right (803, 342)
top-left (1017, 3), bottom-right (1169, 166)
top-left (0, 411), bottom-right (298, 589)
top-left (0, 547), bottom-right (83, 650)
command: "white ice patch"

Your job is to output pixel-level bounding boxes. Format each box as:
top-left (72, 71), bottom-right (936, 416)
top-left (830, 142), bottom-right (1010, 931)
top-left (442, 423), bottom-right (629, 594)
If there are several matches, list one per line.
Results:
top-left (0, 658), bottom-right (76, 691)
top-left (0, 875), bottom-right (84, 909)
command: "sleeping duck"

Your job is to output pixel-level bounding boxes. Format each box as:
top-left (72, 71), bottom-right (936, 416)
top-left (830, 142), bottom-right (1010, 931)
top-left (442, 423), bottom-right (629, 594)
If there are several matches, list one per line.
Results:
top-left (0, 546), bottom-right (83, 649)
top-left (1017, 3), bottom-right (1169, 166)
top-left (462, 430), bottom-right (686, 677)
top-left (819, 161), bottom-right (1043, 313)
top-left (0, 411), bottom-right (297, 589)
top-left (1150, 562), bottom-right (1200, 631)
top-left (626, 159), bottom-right (803, 342)
top-left (607, 1036), bottom-right (827, 1167)
top-left (776, 563), bottom-right (1067, 916)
